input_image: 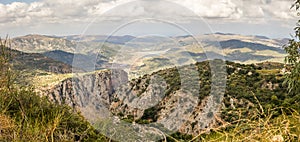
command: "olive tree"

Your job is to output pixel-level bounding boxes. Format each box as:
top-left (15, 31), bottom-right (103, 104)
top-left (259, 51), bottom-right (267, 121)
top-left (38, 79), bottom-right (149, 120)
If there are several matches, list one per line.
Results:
top-left (284, 1), bottom-right (300, 95)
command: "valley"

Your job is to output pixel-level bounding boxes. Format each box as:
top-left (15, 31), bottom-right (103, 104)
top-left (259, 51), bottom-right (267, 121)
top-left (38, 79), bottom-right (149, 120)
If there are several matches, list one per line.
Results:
top-left (2, 33), bottom-right (297, 141)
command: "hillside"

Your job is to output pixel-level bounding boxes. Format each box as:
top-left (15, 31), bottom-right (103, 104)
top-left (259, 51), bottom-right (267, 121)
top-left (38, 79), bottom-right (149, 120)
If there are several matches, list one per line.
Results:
top-left (4, 33), bottom-right (297, 141)
top-left (10, 49), bottom-right (75, 74)
top-left (34, 60), bottom-right (298, 141)
top-left (42, 50), bottom-right (109, 72)
top-left (0, 39), bottom-right (111, 141)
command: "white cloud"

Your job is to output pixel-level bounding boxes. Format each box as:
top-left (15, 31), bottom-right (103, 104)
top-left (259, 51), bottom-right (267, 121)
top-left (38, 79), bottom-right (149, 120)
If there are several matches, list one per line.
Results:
top-left (262, 0), bottom-right (297, 19)
top-left (173, 0), bottom-right (243, 19)
top-left (0, 0), bottom-right (297, 37)
top-left (0, 0), bottom-right (296, 24)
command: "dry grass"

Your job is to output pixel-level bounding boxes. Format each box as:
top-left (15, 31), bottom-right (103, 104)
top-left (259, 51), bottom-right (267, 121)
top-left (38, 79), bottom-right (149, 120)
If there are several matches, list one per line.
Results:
top-left (32, 72), bottom-right (74, 88)
top-left (32, 69), bottom-right (110, 88)
top-left (254, 50), bottom-right (286, 58)
top-left (257, 69), bottom-right (281, 75)
top-left (0, 114), bottom-right (15, 140)
top-left (190, 107), bottom-right (300, 142)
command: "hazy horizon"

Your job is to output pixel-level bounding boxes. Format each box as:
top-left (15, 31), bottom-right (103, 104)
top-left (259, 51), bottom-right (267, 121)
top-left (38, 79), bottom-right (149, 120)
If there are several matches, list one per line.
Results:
top-left (6, 32), bottom-right (290, 40)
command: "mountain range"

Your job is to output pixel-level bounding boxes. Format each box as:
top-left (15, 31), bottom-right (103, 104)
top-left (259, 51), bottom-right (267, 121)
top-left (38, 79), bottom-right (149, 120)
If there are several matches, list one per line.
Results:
top-left (9, 33), bottom-right (288, 78)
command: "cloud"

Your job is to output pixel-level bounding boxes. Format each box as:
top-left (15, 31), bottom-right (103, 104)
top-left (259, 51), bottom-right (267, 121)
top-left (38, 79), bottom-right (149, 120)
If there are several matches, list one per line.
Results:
top-left (262, 0), bottom-right (297, 19)
top-left (0, 2), bottom-right (29, 23)
top-left (173, 0), bottom-right (243, 19)
top-left (0, 0), bottom-right (296, 24)
top-left (0, 0), bottom-right (297, 37)
top-left (174, 0), bottom-right (297, 22)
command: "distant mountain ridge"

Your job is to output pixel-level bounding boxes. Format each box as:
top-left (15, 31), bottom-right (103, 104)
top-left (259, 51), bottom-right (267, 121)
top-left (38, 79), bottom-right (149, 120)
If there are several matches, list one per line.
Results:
top-left (219, 39), bottom-right (284, 53)
top-left (11, 34), bottom-right (76, 53)
top-left (62, 35), bottom-right (136, 44)
top-left (9, 33), bottom-right (288, 76)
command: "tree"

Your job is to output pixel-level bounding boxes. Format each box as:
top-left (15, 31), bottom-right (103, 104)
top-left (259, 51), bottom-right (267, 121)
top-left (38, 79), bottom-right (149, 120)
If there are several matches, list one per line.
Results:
top-left (284, 1), bottom-right (300, 95)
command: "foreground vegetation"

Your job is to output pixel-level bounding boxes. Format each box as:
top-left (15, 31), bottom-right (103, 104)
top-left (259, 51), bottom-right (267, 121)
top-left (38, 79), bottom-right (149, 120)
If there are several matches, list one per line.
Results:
top-left (0, 39), bottom-right (110, 141)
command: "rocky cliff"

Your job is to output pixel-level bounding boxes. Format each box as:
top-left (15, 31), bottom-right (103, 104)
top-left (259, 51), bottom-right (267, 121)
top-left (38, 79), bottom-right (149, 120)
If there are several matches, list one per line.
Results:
top-left (40, 69), bottom-right (128, 122)
top-left (40, 61), bottom-right (226, 137)
top-left (108, 64), bottom-right (225, 136)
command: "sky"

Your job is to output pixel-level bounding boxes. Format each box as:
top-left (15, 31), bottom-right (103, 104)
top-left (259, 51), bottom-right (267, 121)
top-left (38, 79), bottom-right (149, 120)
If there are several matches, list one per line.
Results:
top-left (0, 0), bottom-right (298, 38)
top-left (1, 0), bottom-right (36, 4)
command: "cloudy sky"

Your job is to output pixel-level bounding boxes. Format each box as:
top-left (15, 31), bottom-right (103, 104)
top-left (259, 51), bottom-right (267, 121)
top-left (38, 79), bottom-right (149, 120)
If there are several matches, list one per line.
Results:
top-left (0, 0), bottom-right (298, 38)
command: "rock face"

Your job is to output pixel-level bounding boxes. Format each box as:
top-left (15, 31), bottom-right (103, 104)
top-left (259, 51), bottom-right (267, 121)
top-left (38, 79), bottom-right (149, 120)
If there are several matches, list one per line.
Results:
top-left (109, 78), bottom-right (222, 135)
top-left (41, 66), bottom-right (224, 136)
top-left (39, 61), bottom-right (226, 135)
top-left (41, 69), bottom-right (128, 121)
top-left (107, 61), bottom-right (227, 135)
